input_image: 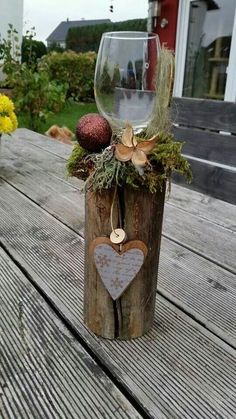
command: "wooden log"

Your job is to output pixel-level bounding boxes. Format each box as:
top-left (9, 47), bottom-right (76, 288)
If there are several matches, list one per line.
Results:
top-left (84, 185), bottom-right (166, 339)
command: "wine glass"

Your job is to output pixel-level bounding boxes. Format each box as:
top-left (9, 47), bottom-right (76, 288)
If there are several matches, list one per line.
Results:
top-left (94, 31), bottom-right (160, 132)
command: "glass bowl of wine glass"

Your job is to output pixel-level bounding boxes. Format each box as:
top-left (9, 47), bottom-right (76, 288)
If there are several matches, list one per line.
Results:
top-left (94, 31), bottom-right (160, 132)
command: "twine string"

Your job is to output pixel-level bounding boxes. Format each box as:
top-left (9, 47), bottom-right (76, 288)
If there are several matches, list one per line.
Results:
top-left (110, 186), bottom-right (122, 236)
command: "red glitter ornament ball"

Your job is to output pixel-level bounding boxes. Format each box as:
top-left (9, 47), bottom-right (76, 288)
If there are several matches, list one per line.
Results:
top-left (76, 113), bottom-right (112, 152)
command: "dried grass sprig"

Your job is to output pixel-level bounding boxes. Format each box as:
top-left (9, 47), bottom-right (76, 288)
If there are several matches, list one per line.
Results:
top-left (85, 146), bottom-right (120, 191)
top-left (146, 47), bottom-right (175, 137)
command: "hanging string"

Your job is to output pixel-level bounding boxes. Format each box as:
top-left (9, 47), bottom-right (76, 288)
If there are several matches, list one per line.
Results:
top-left (110, 186), bottom-right (117, 233)
top-left (110, 186), bottom-right (122, 235)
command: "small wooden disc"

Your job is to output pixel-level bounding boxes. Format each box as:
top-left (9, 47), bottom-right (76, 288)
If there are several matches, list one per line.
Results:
top-left (110, 228), bottom-right (127, 244)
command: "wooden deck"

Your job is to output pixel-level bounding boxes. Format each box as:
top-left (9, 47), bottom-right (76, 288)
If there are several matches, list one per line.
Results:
top-left (0, 128), bottom-right (236, 418)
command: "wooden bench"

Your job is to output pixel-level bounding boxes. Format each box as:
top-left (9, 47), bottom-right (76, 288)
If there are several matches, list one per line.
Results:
top-left (171, 98), bottom-right (236, 205)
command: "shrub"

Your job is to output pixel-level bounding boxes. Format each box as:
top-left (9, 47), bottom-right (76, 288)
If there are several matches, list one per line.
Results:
top-left (39, 50), bottom-right (96, 102)
top-left (0, 25), bottom-right (67, 131)
top-left (9, 64), bottom-right (67, 131)
top-left (21, 37), bottom-right (47, 64)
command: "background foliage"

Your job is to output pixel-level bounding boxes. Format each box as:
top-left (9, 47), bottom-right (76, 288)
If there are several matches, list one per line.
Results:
top-left (21, 37), bottom-right (47, 64)
top-left (0, 25), bottom-right (67, 131)
top-left (66, 19), bottom-right (147, 52)
top-left (39, 51), bottom-right (97, 102)
top-left (10, 66), bottom-right (67, 131)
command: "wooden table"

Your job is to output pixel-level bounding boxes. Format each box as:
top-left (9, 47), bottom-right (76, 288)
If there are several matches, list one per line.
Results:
top-left (0, 129), bottom-right (236, 419)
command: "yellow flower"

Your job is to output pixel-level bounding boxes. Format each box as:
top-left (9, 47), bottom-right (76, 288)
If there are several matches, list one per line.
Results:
top-left (0, 94), bottom-right (18, 134)
top-left (115, 123), bottom-right (159, 168)
top-left (0, 116), bottom-right (14, 133)
top-left (0, 94), bottom-right (14, 114)
top-left (9, 111), bottom-right (18, 130)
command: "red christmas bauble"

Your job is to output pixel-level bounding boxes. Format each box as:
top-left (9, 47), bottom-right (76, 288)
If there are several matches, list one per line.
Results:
top-left (76, 113), bottom-right (112, 152)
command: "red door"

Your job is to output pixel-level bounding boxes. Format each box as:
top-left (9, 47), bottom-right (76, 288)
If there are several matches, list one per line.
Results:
top-left (153, 0), bottom-right (179, 51)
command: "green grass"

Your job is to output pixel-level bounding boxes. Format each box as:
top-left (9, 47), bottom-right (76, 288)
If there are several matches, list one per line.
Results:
top-left (18, 101), bottom-right (98, 134)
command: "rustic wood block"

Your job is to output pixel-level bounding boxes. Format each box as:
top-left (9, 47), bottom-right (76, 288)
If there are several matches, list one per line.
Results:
top-left (84, 185), bottom-right (166, 339)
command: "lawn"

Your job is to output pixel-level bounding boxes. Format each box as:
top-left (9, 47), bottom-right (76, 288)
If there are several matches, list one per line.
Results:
top-left (18, 101), bottom-right (98, 135)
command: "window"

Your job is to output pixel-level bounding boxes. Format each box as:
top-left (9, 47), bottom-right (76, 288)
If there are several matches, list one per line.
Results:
top-left (174, 0), bottom-right (236, 101)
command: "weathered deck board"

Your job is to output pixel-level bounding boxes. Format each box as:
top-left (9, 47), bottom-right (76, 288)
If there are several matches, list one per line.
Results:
top-left (1, 134), bottom-right (236, 274)
top-left (0, 247), bottom-right (141, 419)
top-left (1, 140), bottom-right (236, 343)
top-left (11, 131), bottom-right (236, 231)
top-left (159, 239), bottom-right (236, 345)
top-left (7, 130), bottom-right (236, 231)
top-left (0, 180), bottom-right (236, 418)
top-left (2, 132), bottom-right (82, 189)
top-left (12, 129), bottom-right (236, 231)
top-left (0, 152), bottom-right (85, 234)
top-left (3, 133), bottom-right (236, 232)
top-left (1, 175), bottom-right (235, 345)
top-left (168, 184), bottom-right (236, 232)
top-left (163, 203), bottom-right (236, 273)
top-left (15, 128), bottom-right (72, 159)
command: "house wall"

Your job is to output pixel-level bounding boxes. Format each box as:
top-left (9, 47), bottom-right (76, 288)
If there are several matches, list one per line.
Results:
top-left (47, 41), bottom-right (66, 49)
top-left (0, 0), bottom-right (24, 80)
top-left (1, 0), bottom-right (24, 43)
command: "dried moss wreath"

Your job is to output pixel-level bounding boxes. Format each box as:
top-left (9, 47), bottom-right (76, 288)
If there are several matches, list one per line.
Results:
top-left (67, 48), bottom-right (192, 193)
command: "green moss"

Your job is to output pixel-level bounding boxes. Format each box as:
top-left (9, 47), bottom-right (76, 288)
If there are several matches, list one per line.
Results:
top-left (150, 131), bottom-right (192, 185)
top-left (67, 131), bottom-right (192, 193)
top-left (66, 143), bottom-right (88, 177)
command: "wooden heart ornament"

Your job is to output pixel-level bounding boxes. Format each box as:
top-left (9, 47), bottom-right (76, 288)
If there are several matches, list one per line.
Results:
top-left (90, 237), bottom-right (148, 300)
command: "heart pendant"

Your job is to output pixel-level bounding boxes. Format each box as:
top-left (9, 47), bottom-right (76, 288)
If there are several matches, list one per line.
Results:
top-left (90, 237), bottom-right (148, 300)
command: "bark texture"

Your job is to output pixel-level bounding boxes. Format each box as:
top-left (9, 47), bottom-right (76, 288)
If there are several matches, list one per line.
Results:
top-left (84, 185), bottom-right (166, 339)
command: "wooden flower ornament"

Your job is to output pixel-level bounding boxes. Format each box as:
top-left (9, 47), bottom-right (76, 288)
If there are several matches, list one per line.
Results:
top-left (115, 123), bottom-right (158, 167)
